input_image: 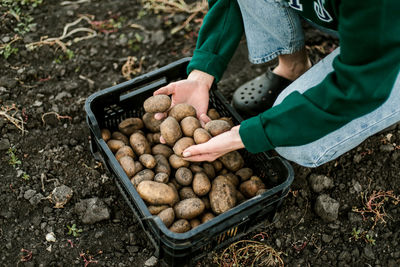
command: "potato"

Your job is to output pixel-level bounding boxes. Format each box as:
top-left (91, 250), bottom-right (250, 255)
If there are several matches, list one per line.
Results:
top-left (180, 116), bottom-right (201, 137)
top-left (160, 117), bottom-right (182, 145)
top-left (192, 172), bottom-right (211, 197)
top-left (154, 172), bottom-right (169, 183)
top-left (207, 109), bottom-right (220, 120)
top-left (158, 207), bottom-right (175, 228)
top-left (139, 154), bottom-right (156, 169)
top-left (148, 205), bottom-right (169, 215)
top-left (115, 146), bottom-right (135, 162)
top-left (118, 117), bottom-right (144, 135)
top-left (209, 176), bottom-right (237, 214)
top-left (219, 151), bottom-right (244, 172)
top-left (201, 197), bottom-right (211, 210)
top-left (143, 113), bottom-right (163, 133)
top-left (236, 191), bottom-right (246, 203)
top-left (152, 132), bottom-right (162, 144)
top-left (119, 156), bottom-right (136, 178)
top-left (169, 219), bottom-right (191, 233)
top-left (173, 137), bottom-right (195, 157)
top-left (220, 169), bottom-right (228, 175)
top-left (134, 161), bottom-right (144, 175)
top-left (212, 160), bottom-right (223, 172)
top-left (190, 219), bottom-right (201, 229)
top-left (107, 139), bottom-right (125, 153)
top-left (235, 168), bottom-right (253, 182)
top-left (220, 117), bottom-right (235, 127)
top-left (190, 163), bottom-right (204, 173)
top-left (167, 183), bottom-right (180, 205)
top-left (129, 132), bottom-right (151, 155)
top-left (174, 198), bottom-right (205, 220)
top-left (205, 120), bottom-right (231, 137)
top-left (193, 128), bottom-right (212, 144)
top-left (137, 181), bottom-right (178, 205)
top-left (202, 163), bottom-right (215, 179)
top-left (169, 154), bottom-right (190, 169)
top-left (201, 212), bottom-right (215, 223)
top-left (101, 128), bottom-right (111, 142)
top-left (111, 131), bottom-right (129, 145)
top-left (168, 103), bottom-right (196, 122)
top-left (154, 154), bottom-right (171, 175)
top-left (225, 173), bottom-right (240, 187)
top-left (256, 188), bottom-right (268, 195)
top-left (131, 169), bottom-right (155, 187)
top-left (152, 144), bottom-right (173, 158)
top-left (239, 178), bottom-right (266, 198)
top-left (179, 187), bottom-right (197, 200)
top-left (143, 95), bottom-right (171, 113)
top-left (169, 179), bottom-right (182, 190)
top-left (175, 167), bottom-right (193, 186)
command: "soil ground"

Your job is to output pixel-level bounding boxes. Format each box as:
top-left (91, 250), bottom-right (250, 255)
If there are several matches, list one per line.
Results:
top-left (1, 1), bottom-right (399, 266)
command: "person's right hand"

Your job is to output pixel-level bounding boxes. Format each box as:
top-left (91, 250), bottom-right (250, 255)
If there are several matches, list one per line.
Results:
top-left (153, 69), bottom-right (215, 126)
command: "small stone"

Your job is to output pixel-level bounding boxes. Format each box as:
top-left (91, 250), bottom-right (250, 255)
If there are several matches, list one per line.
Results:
top-left (353, 181), bottom-right (362, 193)
top-left (151, 30), bottom-right (165, 46)
top-left (380, 144), bottom-right (394, 152)
top-left (24, 189), bottom-right (37, 200)
top-left (0, 138), bottom-right (10, 150)
top-left (50, 185), bottom-right (73, 208)
top-left (322, 234), bottom-right (333, 243)
top-left (2, 36), bottom-right (10, 43)
top-left (314, 194), bottom-right (339, 222)
top-left (46, 232), bottom-right (56, 242)
top-left (275, 239), bottom-right (282, 248)
top-left (33, 100), bottom-right (43, 107)
top-left (75, 197), bottom-right (110, 224)
top-left (144, 256), bottom-right (158, 267)
top-left (29, 193), bottom-right (44, 205)
top-left (309, 174), bottom-right (334, 193)
top-left (94, 231), bottom-right (104, 238)
top-left (55, 92), bottom-right (72, 101)
top-left (363, 245), bottom-right (375, 260)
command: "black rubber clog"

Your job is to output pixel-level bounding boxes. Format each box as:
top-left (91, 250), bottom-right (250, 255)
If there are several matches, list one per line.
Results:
top-left (232, 68), bottom-right (292, 119)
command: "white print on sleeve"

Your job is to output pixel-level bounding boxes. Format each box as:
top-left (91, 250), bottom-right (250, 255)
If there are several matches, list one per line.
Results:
top-left (313, 0), bottom-right (333, 22)
top-left (288, 0), bottom-right (303, 11)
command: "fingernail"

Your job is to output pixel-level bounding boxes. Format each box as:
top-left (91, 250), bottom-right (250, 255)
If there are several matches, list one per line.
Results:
top-left (182, 151), bottom-right (191, 157)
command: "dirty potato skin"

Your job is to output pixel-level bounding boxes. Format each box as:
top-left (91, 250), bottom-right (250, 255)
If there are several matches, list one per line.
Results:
top-left (137, 181), bottom-right (178, 205)
top-left (129, 132), bottom-right (151, 156)
top-left (154, 154), bottom-right (171, 175)
top-left (139, 154), bottom-right (156, 169)
top-left (207, 108), bottom-right (220, 120)
top-left (119, 156), bottom-right (136, 178)
top-left (169, 219), bottom-right (191, 233)
top-left (142, 112), bottom-right (163, 133)
top-left (115, 146), bottom-right (135, 161)
top-left (209, 176), bottom-right (237, 214)
top-left (112, 131), bottom-right (129, 145)
top-left (173, 137), bottom-right (195, 157)
top-left (193, 128), bottom-right (212, 144)
top-left (101, 128), bottom-right (111, 142)
top-left (154, 172), bottom-right (169, 183)
top-left (201, 212), bottom-right (215, 223)
top-left (143, 95), bottom-right (171, 113)
top-left (152, 144), bottom-right (173, 158)
top-left (235, 168), bottom-right (253, 182)
top-left (219, 151), bottom-right (244, 172)
top-left (175, 167), bottom-right (193, 186)
top-left (160, 117), bottom-right (182, 145)
top-left (157, 207), bottom-right (175, 228)
top-left (192, 172), bottom-right (211, 197)
top-left (169, 154), bottom-right (190, 169)
top-left (190, 219), bottom-right (201, 229)
top-left (179, 187), bottom-right (197, 200)
top-left (239, 178), bottom-right (266, 198)
top-left (174, 198), bottom-right (205, 220)
top-left (148, 205), bottom-right (169, 215)
top-left (118, 117), bottom-right (144, 135)
top-left (204, 120), bottom-right (232, 136)
top-left (107, 139), bottom-right (125, 153)
top-left (168, 103), bottom-right (196, 122)
top-left (180, 116), bottom-right (201, 137)
top-left (131, 169), bottom-right (155, 187)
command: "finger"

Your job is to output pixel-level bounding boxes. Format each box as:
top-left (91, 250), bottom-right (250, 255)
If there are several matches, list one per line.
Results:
top-left (199, 113), bottom-right (211, 127)
top-left (182, 143), bottom-right (207, 158)
top-left (154, 83), bottom-right (175, 96)
top-left (159, 135), bottom-right (166, 144)
top-left (154, 112), bottom-right (167, 120)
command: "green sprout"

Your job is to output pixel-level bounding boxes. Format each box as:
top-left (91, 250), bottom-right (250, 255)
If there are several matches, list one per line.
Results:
top-left (351, 228), bottom-right (361, 240)
top-left (67, 224), bottom-right (83, 237)
top-left (365, 234), bottom-right (376, 246)
top-left (0, 43), bottom-right (19, 59)
top-left (7, 147), bottom-right (22, 167)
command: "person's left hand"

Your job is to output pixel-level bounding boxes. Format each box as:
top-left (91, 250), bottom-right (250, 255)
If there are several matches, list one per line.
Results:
top-left (182, 125), bottom-right (245, 162)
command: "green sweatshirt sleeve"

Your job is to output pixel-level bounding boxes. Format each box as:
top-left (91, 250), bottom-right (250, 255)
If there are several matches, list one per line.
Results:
top-left (187, 0), bottom-right (244, 82)
top-left (240, 0), bottom-right (400, 153)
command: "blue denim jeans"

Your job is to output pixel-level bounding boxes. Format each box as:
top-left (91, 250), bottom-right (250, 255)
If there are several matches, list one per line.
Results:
top-left (237, 0), bottom-right (400, 167)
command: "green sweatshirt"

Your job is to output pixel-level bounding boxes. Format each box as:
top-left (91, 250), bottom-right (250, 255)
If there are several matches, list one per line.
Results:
top-left (187, 0), bottom-right (400, 153)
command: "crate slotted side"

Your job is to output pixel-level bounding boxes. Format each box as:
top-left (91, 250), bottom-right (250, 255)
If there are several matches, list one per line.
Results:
top-left (85, 58), bottom-right (294, 266)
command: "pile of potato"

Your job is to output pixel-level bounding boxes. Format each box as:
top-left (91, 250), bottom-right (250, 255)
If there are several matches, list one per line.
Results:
top-left (101, 95), bottom-right (268, 233)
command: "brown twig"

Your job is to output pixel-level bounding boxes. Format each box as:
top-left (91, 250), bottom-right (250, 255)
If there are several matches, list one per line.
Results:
top-left (41, 112), bottom-right (72, 124)
top-left (0, 104), bottom-right (27, 135)
top-left (80, 252), bottom-right (98, 267)
top-left (121, 56), bottom-right (145, 80)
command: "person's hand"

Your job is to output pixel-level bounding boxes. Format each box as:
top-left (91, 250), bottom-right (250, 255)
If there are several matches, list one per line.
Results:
top-left (153, 70), bottom-right (214, 126)
top-left (182, 126), bottom-right (245, 162)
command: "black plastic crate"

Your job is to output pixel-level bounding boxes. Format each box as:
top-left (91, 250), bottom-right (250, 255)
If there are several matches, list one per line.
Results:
top-left (85, 58), bottom-right (294, 266)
